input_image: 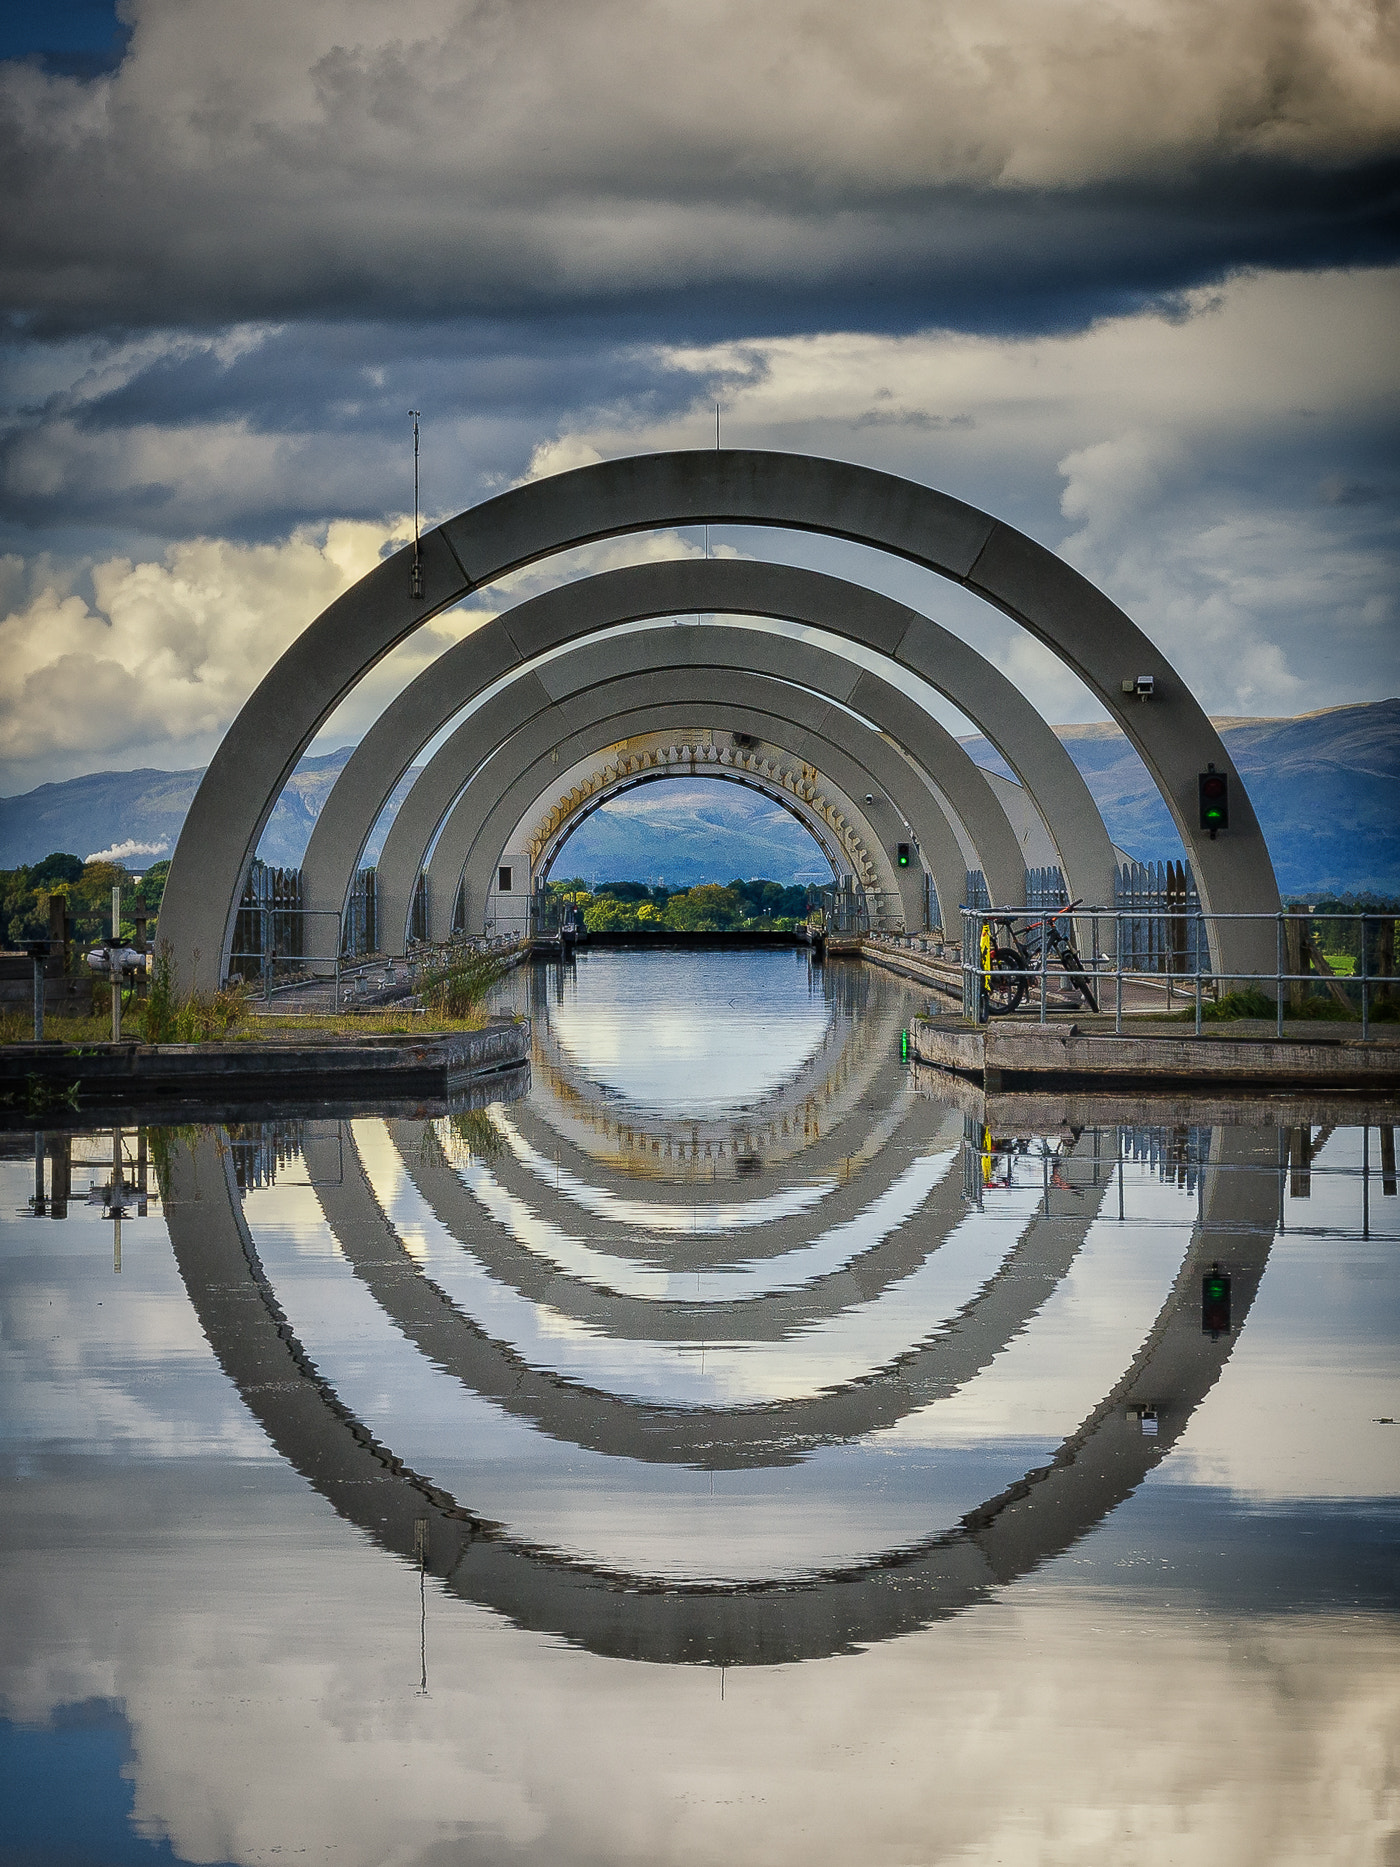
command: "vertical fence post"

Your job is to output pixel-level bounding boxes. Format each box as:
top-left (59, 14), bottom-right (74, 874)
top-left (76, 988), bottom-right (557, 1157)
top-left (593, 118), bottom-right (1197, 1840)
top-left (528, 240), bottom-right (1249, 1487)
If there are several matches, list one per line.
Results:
top-left (31, 945), bottom-right (45, 1043)
top-left (1361, 914), bottom-right (1370, 1040)
top-left (1194, 911), bottom-right (1204, 1037)
top-left (1115, 910), bottom-right (1123, 1035)
top-left (1276, 913), bottom-right (1285, 1038)
top-left (1039, 913), bottom-right (1048, 1024)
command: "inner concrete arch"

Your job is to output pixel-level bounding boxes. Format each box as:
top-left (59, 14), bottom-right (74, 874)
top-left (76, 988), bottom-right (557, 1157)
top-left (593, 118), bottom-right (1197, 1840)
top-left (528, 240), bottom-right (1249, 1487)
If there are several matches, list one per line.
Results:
top-left (433, 690), bottom-right (1000, 948)
top-left (370, 612), bottom-right (1037, 951)
top-left (160, 451), bottom-right (1274, 992)
top-left (427, 692), bottom-right (971, 945)
top-left (305, 564), bottom-right (1116, 965)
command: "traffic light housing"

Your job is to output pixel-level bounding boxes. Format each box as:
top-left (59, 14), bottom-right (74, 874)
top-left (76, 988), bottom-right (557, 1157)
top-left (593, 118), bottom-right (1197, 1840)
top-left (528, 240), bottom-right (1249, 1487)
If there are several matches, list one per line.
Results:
top-left (896, 842), bottom-right (911, 868)
top-left (1198, 766), bottom-right (1229, 838)
top-left (1202, 1265), bottom-right (1231, 1337)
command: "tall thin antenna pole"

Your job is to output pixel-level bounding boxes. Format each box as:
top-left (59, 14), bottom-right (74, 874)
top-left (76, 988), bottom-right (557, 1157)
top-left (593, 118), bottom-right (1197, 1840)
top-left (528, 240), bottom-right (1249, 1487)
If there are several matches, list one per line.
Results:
top-left (408, 409), bottom-right (423, 599)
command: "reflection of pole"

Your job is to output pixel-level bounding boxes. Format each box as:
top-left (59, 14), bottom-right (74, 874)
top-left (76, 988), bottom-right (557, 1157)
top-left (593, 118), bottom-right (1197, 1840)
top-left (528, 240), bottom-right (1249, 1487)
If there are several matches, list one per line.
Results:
top-left (414, 1517), bottom-right (429, 1694)
top-left (49, 1134), bottom-right (70, 1218)
top-left (137, 1128), bottom-right (148, 1217)
top-left (32, 1131), bottom-right (45, 1215)
top-left (112, 1127), bottom-right (122, 1273)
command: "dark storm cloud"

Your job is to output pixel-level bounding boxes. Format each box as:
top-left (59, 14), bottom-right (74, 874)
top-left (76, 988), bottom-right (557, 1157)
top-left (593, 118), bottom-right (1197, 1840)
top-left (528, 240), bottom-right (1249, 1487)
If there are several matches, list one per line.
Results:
top-left (0, 0), bottom-right (1396, 341)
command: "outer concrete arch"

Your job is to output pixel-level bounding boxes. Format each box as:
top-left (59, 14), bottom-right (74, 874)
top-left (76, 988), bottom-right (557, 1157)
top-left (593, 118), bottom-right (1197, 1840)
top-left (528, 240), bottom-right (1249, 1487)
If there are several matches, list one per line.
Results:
top-left (372, 612), bottom-right (1037, 951)
top-left (437, 693), bottom-right (963, 942)
top-left (306, 562), bottom-right (1117, 962)
top-left (160, 452), bottom-right (1274, 993)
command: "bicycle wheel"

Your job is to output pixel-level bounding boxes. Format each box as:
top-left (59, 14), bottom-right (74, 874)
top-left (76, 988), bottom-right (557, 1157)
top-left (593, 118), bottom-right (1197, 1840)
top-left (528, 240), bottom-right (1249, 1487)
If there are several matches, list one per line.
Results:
top-left (984, 947), bottom-right (1027, 1015)
top-left (1059, 946), bottom-right (1099, 1013)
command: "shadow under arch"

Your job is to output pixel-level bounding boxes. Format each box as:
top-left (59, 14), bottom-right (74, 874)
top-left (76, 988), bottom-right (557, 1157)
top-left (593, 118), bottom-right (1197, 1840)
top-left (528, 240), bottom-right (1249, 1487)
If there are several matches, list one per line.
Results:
top-left (163, 1123), bottom-right (1277, 1665)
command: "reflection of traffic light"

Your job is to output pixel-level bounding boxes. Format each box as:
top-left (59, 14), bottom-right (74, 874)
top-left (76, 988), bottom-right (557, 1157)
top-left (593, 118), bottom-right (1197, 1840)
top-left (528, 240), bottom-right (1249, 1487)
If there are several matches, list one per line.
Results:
top-left (896, 842), bottom-right (911, 867)
top-left (1202, 1264), bottom-right (1231, 1337)
top-left (1198, 767), bottom-right (1229, 837)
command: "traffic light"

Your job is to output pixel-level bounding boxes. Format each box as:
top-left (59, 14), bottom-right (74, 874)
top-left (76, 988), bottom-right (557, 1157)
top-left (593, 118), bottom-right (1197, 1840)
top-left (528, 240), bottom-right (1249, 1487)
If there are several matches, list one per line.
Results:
top-left (896, 842), bottom-right (911, 867)
top-left (1202, 1265), bottom-right (1231, 1337)
top-left (1198, 766), bottom-right (1229, 837)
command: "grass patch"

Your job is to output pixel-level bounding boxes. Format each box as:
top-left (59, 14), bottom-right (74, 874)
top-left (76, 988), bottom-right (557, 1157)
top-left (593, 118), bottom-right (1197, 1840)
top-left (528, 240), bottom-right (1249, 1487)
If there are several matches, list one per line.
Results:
top-left (1170, 988), bottom-right (1398, 1024)
top-left (244, 1009), bottom-right (490, 1038)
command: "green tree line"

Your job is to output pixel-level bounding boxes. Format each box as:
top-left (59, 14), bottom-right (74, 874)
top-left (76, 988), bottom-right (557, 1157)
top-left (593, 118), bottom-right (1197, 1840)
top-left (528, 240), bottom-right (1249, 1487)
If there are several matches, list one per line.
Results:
top-left (0, 855), bottom-right (169, 951)
top-left (551, 876), bottom-right (814, 934)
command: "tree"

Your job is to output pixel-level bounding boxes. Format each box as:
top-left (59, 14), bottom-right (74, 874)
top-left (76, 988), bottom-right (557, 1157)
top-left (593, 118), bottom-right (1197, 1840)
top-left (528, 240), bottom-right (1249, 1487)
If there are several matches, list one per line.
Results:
top-left (582, 896), bottom-right (642, 932)
top-left (662, 884), bottom-right (741, 931)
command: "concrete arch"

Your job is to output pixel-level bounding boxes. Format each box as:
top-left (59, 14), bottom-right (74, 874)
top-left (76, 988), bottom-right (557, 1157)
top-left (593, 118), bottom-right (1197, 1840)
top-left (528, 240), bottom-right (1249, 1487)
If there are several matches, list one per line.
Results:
top-left (160, 452), bottom-right (1275, 994)
top-left (436, 695), bottom-right (972, 944)
top-left (310, 563), bottom-right (1118, 961)
top-left (162, 1121), bottom-right (1279, 1664)
top-left (376, 615), bottom-right (1031, 949)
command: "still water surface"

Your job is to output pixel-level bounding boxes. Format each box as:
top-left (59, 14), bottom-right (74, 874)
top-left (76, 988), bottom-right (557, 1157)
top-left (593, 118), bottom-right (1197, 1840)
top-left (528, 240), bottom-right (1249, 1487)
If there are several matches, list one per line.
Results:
top-left (2, 949), bottom-right (1397, 1865)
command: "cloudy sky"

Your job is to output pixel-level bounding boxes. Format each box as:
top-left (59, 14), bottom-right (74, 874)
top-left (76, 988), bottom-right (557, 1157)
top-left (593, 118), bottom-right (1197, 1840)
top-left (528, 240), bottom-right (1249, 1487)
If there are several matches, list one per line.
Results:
top-left (0, 0), bottom-right (1397, 795)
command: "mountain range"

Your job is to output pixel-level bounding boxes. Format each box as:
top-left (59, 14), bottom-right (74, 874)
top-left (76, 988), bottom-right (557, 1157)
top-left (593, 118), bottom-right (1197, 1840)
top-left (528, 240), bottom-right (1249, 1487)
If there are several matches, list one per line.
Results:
top-left (1, 699), bottom-right (1395, 897)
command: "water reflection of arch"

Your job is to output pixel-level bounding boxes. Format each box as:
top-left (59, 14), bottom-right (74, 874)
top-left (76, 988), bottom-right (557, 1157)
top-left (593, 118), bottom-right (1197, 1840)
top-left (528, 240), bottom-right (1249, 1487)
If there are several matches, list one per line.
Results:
top-left (486, 1070), bottom-right (932, 1275)
top-left (310, 1119), bottom-right (1116, 1465)
top-left (164, 1124), bottom-right (1277, 1664)
top-left (515, 955), bottom-right (907, 1189)
top-left (378, 1105), bottom-right (965, 1343)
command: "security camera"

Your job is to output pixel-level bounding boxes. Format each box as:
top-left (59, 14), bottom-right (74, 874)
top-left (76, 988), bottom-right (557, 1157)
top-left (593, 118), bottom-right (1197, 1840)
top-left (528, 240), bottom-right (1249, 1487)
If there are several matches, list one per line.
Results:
top-left (865, 793), bottom-right (875, 805)
top-left (1121, 674), bottom-right (1155, 700)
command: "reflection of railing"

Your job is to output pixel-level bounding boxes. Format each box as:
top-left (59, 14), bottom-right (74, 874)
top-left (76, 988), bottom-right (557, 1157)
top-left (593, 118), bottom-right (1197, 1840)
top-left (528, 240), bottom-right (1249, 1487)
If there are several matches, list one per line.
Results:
top-left (959, 903), bottom-right (1398, 1037)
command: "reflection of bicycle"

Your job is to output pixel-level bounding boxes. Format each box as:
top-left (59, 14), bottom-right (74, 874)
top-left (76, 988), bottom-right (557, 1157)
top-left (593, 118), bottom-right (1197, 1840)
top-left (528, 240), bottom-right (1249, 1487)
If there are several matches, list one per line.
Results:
top-left (978, 1127), bottom-right (1087, 1192)
top-left (981, 904), bottom-right (1099, 1015)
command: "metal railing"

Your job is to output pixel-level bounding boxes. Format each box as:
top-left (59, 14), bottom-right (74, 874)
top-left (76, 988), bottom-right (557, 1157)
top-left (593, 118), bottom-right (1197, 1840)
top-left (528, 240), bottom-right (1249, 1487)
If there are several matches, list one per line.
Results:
top-left (958, 904), bottom-right (1397, 1038)
top-left (229, 907), bottom-right (348, 1004)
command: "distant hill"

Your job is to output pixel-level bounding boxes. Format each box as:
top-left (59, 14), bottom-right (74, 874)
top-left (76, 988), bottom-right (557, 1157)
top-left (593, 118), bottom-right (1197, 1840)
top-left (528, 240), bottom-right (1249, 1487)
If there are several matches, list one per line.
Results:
top-left (959, 699), bottom-right (1399, 896)
top-left (0, 747), bottom-right (418, 872)
top-left (2, 700), bottom-right (1395, 895)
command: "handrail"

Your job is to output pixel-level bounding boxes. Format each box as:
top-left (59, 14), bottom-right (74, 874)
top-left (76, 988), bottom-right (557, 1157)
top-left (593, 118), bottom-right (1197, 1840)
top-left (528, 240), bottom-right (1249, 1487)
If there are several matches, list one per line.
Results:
top-left (958, 904), bottom-right (1395, 1038)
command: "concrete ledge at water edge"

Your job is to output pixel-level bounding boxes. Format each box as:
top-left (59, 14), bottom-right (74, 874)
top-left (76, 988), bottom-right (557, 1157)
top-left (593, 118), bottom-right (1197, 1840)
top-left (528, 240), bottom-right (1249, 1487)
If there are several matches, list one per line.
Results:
top-left (908, 1060), bottom-right (1400, 1132)
top-left (0, 1016), bottom-right (531, 1094)
top-left (910, 1013), bottom-right (1400, 1089)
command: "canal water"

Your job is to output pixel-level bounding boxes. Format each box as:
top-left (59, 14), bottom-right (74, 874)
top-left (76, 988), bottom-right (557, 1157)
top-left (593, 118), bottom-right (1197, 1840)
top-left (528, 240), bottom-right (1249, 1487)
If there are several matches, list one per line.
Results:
top-left (2, 948), bottom-right (1396, 1866)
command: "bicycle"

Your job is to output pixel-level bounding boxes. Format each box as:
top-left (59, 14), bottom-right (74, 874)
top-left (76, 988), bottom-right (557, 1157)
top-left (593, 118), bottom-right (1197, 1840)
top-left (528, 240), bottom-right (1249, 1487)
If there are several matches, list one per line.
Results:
top-left (980, 903), bottom-right (1100, 1015)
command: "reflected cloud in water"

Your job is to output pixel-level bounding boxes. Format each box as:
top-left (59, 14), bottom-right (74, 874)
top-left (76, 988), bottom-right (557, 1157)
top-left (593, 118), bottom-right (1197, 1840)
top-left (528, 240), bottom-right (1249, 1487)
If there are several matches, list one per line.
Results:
top-left (1, 949), bottom-right (1396, 1864)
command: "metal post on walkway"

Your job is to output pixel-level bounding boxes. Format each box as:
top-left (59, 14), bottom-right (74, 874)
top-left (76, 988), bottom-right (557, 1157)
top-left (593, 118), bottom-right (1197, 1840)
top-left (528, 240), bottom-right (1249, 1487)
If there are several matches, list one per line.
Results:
top-left (1194, 912), bottom-right (1205, 1037)
top-left (1039, 915), bottom-right (1048, 1024)
top-left (111, 885), bottom-right (122, 1043)
top-left (1276, 913), bottom-right (1285, 1039)
top-left (29, 942), bottom-right (45, 1042)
